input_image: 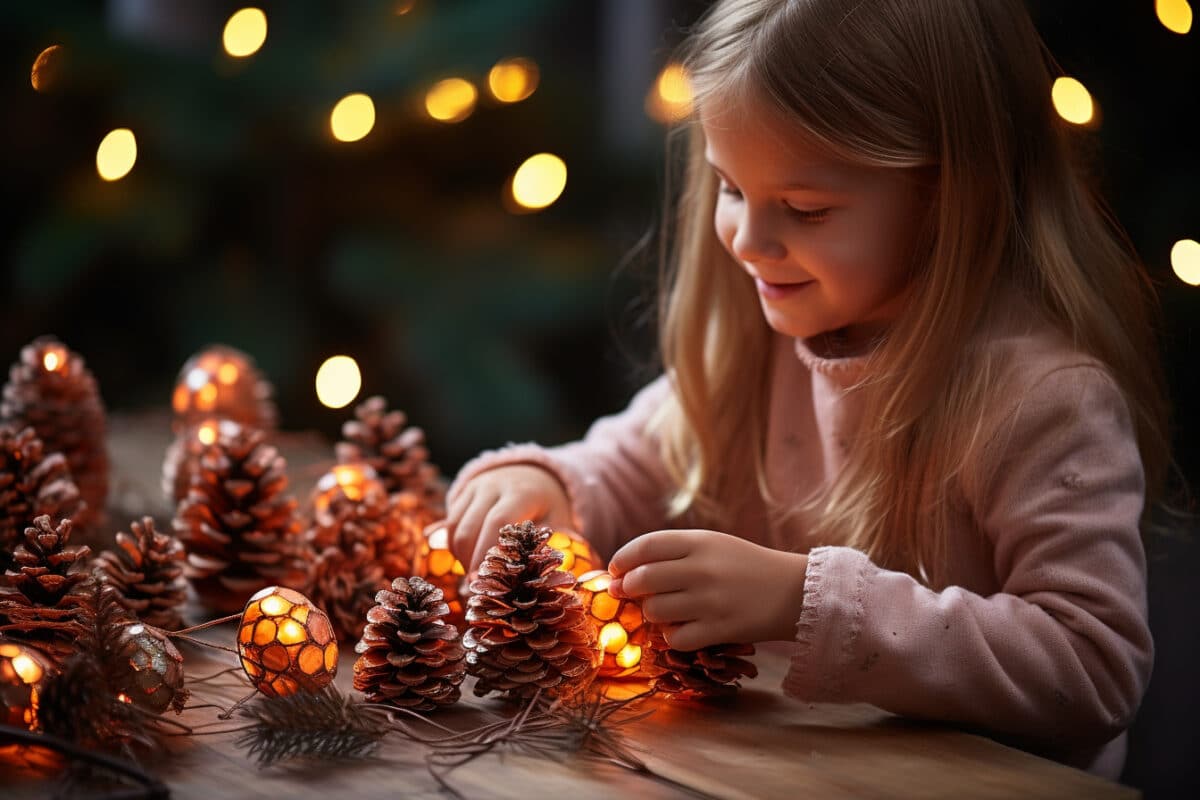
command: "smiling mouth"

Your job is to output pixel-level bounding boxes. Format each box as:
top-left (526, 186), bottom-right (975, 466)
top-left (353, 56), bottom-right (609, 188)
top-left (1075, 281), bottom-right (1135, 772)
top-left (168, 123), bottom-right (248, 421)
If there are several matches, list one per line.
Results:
top-left (754, 277), bottom-right (812, 299)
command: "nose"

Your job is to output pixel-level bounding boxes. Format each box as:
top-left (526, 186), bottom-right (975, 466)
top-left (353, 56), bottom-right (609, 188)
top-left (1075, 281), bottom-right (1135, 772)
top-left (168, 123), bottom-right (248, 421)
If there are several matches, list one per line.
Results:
top-left (730, 206), bottom-right (786, 263)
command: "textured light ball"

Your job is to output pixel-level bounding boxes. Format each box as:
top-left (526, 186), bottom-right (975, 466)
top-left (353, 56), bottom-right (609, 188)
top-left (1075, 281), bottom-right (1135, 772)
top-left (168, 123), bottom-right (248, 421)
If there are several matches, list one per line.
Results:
top-left (545, 529), bottom-right (601, 579)
top-left (237, 587), bottom-right (338, 698)
top-left (114, 624), bottom-right (187, 714)
top-left (312, 462), bottom-right (385, 514)
top-left (0, 640), bottom-right (49, 729)
top-left (413, 524), bottom-right (467, 627)
top-left (171, 345), bottom-right (276, 431)
top-left (576, 570), bottom-right (649, 679)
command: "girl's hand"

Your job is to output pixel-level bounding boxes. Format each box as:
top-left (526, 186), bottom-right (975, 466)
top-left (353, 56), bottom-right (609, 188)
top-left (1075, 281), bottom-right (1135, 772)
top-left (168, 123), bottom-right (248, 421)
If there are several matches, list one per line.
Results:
top-left (608, 529), bottom-right (808, 651)
top-left (445, 464), bottom-right (574, 572)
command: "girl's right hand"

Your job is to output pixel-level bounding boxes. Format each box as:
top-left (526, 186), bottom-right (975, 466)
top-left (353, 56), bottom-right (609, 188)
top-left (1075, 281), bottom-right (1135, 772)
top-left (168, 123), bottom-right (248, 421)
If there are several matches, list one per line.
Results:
top-left (445, 464), bottom-right (574, 572)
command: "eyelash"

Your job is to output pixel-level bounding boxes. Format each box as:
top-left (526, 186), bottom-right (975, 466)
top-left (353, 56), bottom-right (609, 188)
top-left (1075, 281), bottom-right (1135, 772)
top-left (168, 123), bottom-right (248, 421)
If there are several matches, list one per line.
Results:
top-left (719, 184), bottom-right (830, 222)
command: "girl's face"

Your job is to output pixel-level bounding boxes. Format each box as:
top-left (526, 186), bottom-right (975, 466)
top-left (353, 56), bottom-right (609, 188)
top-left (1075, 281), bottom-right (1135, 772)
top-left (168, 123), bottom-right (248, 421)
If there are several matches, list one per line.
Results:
top-left (704, 97), bottom-right (932, 351)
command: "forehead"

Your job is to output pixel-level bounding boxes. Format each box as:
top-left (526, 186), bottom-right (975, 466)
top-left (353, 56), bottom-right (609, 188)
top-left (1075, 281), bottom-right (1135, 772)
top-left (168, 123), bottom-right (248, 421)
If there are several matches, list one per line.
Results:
top-left (700, 92), bottom-right (848, 181)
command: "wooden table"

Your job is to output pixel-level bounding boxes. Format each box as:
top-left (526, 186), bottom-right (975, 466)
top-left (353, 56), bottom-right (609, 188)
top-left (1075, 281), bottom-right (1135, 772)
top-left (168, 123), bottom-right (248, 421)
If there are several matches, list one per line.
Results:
top-left (5, 413), bottom-right (1139, 799)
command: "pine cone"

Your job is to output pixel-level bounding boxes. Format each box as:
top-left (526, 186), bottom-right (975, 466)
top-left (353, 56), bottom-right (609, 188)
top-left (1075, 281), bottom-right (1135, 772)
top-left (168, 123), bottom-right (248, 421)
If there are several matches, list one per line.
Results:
top-left (0, 515), bottom-right (93, 665)
top-left (353, 576), bottom-right (466, 711)
top-left (307, 479), bottom-right (418, 582)
top-left (463, 521), bottom-right (597, 699)
top-left (0, 424), bottom-right (83, 573)
top-left (648, 633), bottom-right (758, 697)
top-left (171, 345), bottom-right (278, 432)
top-left (173, 421), bottom-right (308, 614)
top-left (336, 397), bottom-right (446, 513)
top-left (94, 516), bottom-right (187, 631)
top-left (307, 544), bottom-right (389, 642)
top-left (1, 336), bottom-right (108, 535)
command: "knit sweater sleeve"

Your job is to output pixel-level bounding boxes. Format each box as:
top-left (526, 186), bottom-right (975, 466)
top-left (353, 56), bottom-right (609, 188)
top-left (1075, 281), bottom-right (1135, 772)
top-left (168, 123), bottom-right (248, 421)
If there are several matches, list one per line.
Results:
top-left (446, 376), bottom-right (677, 558)
top-left (782, 365), bottom-right (1153, 754)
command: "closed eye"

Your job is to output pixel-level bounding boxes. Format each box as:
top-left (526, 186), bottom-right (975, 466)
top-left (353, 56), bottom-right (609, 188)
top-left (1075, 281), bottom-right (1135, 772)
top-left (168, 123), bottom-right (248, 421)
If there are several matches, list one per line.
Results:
top-left (786, 205), bottom-right (831, 222)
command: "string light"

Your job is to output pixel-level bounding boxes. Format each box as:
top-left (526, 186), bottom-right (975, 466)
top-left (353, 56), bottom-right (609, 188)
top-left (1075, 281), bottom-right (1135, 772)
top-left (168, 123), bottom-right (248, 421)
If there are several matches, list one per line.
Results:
top-left (509, 153), bottom-right (567, 211)
top-left (1157, 0), bottom-right (1193, 34)
top-left (425, 78), bottom-right (477, 123)
top-left (223, 8), bottom-right (268, 58)
top-left (30, 45), bottom-right (63, 92)
top-left (1051, 77), bottom-right (1095, 126)
top-left (315, 355), bottom-right (362, 409)
top-left (488, 58), bottom-right (539, 103)
top-left (330, 93), bottom-right (376, 142)
top-left (1172, 239), bottom-right (1200, 286)
top-left (645, 62), bottom-right (693, 124)
top-left (96, 128), bottom-right (137, 181)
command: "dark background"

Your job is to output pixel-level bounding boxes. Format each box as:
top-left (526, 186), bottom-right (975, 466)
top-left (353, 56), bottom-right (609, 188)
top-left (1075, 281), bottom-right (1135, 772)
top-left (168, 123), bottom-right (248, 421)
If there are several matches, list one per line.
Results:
top-left (1, 2), bottom-right (1196, 796)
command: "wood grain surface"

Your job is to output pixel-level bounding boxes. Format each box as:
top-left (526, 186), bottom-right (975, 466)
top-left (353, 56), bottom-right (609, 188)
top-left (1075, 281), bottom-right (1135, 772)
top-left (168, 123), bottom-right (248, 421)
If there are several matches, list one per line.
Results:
top-left (3, 412), bottom-right (1139, 799)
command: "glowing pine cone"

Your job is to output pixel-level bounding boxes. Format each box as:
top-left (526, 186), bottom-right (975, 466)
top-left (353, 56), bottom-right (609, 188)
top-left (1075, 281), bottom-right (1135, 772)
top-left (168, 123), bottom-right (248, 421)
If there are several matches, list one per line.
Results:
top-left (0, 515), bottom-right (92, 666)
top-left (1, 337), bottom-right (108, 535)
top-left (111, 621), bottom-right (188, 714)
top-left (463, 521), bottom-right (597, 700)
top-left (173, 421), bottom-right (309, 614)
top-left (353, 576), bottom-right (466, 711)
top-left (307, 544), bottom-right (389, 642)
top-left (648, 632), bottom-right (758, 697)
top-left (94, 516), bottom-right (187, 630)
top-left (0, 424), bottom-right (83, 574)
top-left (236, 586), bottom-right (338, 698)
top-left (171, 345), bottom-right (278, 433)
top-left (336, 397), bottom-right (446, 513)
top-left (307, 464), bottom-right (418, 581)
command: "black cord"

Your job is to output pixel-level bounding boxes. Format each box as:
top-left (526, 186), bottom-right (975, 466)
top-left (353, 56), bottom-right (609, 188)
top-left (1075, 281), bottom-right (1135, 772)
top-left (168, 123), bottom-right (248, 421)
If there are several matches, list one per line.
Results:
top-left (0, 724), bottom-right (169, 800)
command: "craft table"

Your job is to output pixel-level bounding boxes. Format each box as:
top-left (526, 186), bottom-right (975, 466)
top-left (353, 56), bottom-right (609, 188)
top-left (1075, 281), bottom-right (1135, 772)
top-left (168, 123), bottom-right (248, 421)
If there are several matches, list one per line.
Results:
top-left (4, 413), bottom-right (1139, 799)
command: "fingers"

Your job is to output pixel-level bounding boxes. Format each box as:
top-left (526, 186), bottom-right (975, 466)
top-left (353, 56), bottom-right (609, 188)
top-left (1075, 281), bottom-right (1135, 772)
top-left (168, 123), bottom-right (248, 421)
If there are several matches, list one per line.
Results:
top-left (640, 591), bottom-right (695, 625)
top-left (451, 489), bottom-right (493, 566)
top-left (608, 530), bottom-right (695, 577)
top-left (660, 621), bottom-right (710, 653)
top-left (611, 558), bottom-right (693, 598)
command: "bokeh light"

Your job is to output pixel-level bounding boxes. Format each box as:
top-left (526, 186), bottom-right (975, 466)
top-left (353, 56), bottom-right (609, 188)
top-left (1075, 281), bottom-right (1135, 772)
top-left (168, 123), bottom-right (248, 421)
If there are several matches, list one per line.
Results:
top-left (645, 62), bottom-right (693, 124)
top-left (30, 45), bottom-right (64, 92)
top-left (330, 93), bottom-right (376, 142)
top-left (510, 153), bottom-right (567, 210)
top-left (425, 78), bottom-right (477, 122)
top-left (315, 355), bottom-right (362, 409)
top-left (1051, 77), bottom-right (1095, 125)
top-left (1157, 0), bottom-right (1193, 34)
top-left (395, 1), bottom-right (417, 15)
top-left (223, 8), bottom-right (268, 58)
top-left (1172, 239), bottom-right (1200, 286)
top-left (488, 58), bottom-right (539, 103)
top-left (96, 128), bottom-right (137, 181)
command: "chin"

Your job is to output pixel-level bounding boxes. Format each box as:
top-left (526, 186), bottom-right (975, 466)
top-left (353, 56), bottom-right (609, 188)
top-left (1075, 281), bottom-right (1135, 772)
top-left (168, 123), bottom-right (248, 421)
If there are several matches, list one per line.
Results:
top-left (759, 303), bottom-right (822, 339)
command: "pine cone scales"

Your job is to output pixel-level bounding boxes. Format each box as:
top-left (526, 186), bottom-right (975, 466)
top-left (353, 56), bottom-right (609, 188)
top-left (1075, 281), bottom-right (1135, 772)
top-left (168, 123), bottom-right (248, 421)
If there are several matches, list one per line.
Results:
top-left (0, 424), bottom-right (83, 572)
top-left (174, 422), bottom-right (307, 613)
top-left (0, 515), bottom-right (92, 664)
top-left (94, 516), bottom-right (187, 630)
top-left (650, 637), bottom-right (758, 697)
top-left (308, 544), bottom-right (389, 642)
top-left (464, 521), bottom-right (597, 699)
top-left (336, 397), bottom-right (446, 513)
top-left (353, 576), bottom-right (466, 711)
top-left (1, 337), bottom-right (108, 534)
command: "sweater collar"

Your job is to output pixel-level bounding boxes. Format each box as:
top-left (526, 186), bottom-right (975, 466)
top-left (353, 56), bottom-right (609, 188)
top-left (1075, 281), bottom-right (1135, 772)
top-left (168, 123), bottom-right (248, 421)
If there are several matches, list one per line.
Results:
top-left (792, 333), bottom-right (872, 386)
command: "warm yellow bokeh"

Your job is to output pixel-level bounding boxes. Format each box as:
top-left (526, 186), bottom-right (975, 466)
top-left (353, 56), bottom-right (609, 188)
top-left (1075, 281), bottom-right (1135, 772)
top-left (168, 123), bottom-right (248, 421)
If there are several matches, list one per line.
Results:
top-left (1172, 239), bottom-right (1200, 286)
top-left (1051, 77), bottom-right (1094, 126)
top-left (488, 58), bottom-right (539, 103)
top-left (30, 45), bottom-right (63, 92)
top-left (315, 355), bottom-right (362, 409)
top-left (646, 62), bottom-right (693, 124)
top-left (223, 8), bottom-right (268, 58)
top-left (1157, 0), bottom-right (1193, 34)
top-left (330, 93), bottom-right (376, 142)
top-left (510, 153), bottom-right (567, 210)
top-left (96, 128), bottom-right (137, 181)
top-left (425, 78), bottom-right (477, 122)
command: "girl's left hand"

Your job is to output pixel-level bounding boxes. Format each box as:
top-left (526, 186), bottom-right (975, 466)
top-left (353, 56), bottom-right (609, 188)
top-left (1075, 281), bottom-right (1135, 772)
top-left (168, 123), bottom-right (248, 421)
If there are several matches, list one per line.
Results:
top-left (608, 529), bottom-right (808, 651)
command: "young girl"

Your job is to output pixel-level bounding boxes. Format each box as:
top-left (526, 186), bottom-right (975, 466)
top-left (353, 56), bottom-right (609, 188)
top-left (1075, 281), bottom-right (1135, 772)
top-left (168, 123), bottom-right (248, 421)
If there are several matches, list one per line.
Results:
top-left (444, 0), bottom-right (1170, 780)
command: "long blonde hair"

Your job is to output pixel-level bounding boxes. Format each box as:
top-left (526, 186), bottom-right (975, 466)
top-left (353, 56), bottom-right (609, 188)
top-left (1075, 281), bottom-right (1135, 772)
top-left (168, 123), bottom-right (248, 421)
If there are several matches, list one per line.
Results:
top-left (654, 0), bottom-right (1171, 585)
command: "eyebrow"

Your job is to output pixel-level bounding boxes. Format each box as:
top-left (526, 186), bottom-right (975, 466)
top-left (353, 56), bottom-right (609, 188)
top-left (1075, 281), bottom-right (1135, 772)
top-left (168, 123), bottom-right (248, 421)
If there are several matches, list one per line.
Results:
top-left (705, 159), bottom-right (827, 192)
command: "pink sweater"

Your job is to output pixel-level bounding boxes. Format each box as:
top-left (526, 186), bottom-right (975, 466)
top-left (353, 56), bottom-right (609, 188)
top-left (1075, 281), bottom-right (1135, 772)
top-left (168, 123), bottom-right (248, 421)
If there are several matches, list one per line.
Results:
top-left (450, 323), bottom-right (1152, 779)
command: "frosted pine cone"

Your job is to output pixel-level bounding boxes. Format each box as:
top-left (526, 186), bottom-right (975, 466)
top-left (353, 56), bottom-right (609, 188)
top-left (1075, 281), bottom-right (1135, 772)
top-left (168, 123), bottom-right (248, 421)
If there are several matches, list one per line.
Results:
top-left (353, 576), bottom-right (466, 711)
top-left (464, 521), bottom-right (597, 699)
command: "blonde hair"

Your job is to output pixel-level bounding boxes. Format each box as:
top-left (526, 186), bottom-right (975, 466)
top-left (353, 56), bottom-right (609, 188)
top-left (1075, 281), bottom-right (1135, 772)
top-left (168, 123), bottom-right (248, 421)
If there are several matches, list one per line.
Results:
top-left (654, 0), bottom-right (1171, 586)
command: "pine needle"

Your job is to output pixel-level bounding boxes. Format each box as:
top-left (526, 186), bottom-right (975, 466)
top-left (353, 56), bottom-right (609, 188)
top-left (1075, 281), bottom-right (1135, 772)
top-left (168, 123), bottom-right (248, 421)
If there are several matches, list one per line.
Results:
top-left (233, 684), bottom-right (392, 766)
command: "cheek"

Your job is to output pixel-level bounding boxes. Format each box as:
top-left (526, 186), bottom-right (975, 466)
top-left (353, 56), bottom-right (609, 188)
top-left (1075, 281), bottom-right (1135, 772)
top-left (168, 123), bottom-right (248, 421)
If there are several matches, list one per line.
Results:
top-left (713, 205), bottom-right (737, 253)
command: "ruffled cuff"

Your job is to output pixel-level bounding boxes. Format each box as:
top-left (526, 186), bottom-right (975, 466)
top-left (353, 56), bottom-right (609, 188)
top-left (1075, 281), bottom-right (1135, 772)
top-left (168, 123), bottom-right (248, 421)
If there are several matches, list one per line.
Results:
top-left (447, 443), bottom-right (590, 535)
top-left (783, 545), bottom-right (874, 702)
